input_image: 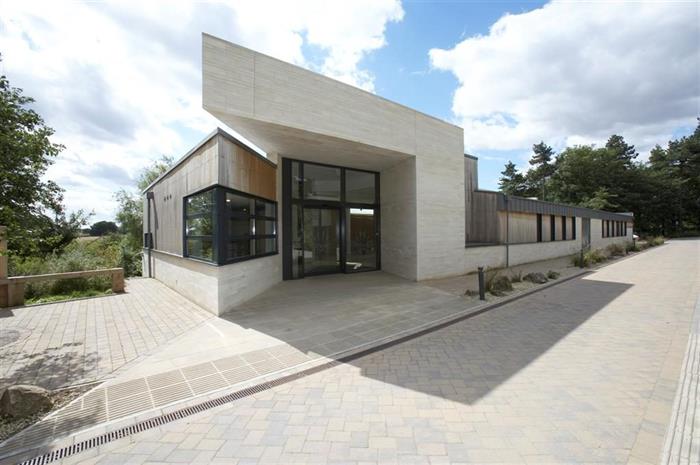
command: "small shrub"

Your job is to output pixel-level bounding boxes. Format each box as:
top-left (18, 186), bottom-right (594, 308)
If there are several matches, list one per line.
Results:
top-left (606, 243), bottom-right (625, 257)
top-left (8, 234), bottom-right (141, 302)
top-left (648, 236), bottom-right (665, 247)
top-left (586, 249), bottom-right (607, 264)
top-left (546, 270), bottom-right (560, 280)
top-left (523, 272), bottom-right (548, 284)
top-left (573, 249), bottom-right (607, 268)
top-left (510, 270), bottom-right (523, 282)
top-left (625, 242), bottom-right (639, 253)
top-left (485, 272), bottom-right (512, 295)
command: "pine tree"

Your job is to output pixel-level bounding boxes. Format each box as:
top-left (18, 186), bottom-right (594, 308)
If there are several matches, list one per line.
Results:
top-left (498, 161), bottom-right (527, 196)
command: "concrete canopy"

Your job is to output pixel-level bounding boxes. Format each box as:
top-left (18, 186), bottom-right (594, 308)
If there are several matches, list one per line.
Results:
top-left (201, 33), bottom-right (460, 171)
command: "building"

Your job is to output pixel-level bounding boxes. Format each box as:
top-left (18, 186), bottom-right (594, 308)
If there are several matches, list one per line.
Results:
top-left (142, 33), bottom-right (633, 316)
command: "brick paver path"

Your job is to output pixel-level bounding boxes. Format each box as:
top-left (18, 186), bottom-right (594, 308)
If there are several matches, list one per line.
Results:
top-left (0, 279), bottom-right (212, 390)
top-left (661, 292), bottom-right (700, 464)
top-left (72, 239), bottom-right (699, 464)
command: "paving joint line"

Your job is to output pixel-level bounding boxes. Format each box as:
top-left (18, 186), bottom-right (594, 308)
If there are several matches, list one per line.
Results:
top-left (1, 268), bottom-right (592, 465)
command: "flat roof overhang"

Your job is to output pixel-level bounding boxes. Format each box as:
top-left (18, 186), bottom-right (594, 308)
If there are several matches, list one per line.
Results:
top-left (202, 33), bottom-right (462, 172)
top-left (207, 109), bottom-right (412, 172)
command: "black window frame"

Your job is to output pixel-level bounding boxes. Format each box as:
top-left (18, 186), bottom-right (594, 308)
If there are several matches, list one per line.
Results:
top-left (572, 217), bottom-right (576, 240)
top-left (550, 215), bottom-right (556, 241)
top-left (282, 158), bottom-right (380, 280)
top-left (183, 185), bottom-right (278, 265)
top-left (561, 215), bottom-right (567, 241)
top-left (183, 187), bottom-right (217, 263)
top-left (536, 214), bottom-right (543, 242)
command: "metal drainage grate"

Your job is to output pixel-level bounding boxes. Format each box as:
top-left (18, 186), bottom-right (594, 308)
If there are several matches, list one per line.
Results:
top-left (18, 271), bottom-right (587, 465)
top-left (17, 360), bottom-right (343, 465)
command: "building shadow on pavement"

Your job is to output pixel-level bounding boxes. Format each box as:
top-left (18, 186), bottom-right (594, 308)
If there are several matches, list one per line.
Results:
top-left (347, 277), bottom-right (633, 405)
top-left (222, 273), bottom-right (632, 405)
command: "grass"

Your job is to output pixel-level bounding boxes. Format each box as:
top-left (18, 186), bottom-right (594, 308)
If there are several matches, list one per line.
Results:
top-left (572, 248), bottom-right (609, 267)
top-left (25, 289), bottom-right (113, 305)
top-left (9, 234), bottom-right (140, 303)
top-left (606, 243), bottom-right (626, 257)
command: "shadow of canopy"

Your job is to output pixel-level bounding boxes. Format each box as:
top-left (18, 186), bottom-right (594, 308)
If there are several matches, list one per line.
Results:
top-left (220, 272), bottom-right (632, 405)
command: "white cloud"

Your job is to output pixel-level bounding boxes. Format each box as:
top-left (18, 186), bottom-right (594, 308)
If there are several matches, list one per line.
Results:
top-left (429, 1), bottom-right (700, 157)
top-left (0, 0), bottom-right (403, 220)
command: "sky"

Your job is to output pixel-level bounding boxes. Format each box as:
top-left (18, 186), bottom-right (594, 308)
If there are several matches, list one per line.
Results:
top-left (1, 0), bottom-right (698, 222)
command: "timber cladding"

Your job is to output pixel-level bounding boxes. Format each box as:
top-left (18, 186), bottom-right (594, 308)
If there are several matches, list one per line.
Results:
top-left (218, 136), bottom-right (276, 201)
top-left (145, 129), bottom-right (277, 256)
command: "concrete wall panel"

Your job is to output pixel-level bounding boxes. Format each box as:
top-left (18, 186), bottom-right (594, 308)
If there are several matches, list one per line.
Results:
top-left (380, 158), bottom-right (417, 280)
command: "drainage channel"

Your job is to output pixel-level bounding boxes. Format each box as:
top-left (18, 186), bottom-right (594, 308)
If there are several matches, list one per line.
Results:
top-left (16, 270), bottom-right (588, 465)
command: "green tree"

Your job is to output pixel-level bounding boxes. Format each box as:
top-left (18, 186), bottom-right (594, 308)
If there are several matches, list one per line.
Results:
top-left (90, 220), bottom-right (118, 236)
top-left (0, 59), bottom-right (89, 257)
top-left (646, 122), bottom-right (700, 234)
top-left (498, 161), bottom-right (528, 196)
top-left (526, 142), bottom-right (556, 199)
top-left (115, 155), bottom-right (173, 248)
top-left (605, 134), bottom-right (638, 165)
top-left (498, 121), bottom-right (700, 235)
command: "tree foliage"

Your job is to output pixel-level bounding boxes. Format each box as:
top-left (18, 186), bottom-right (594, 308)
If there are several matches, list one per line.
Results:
top-left (90, 220), bottom-right (118, 236)
top-left (497, 123), bottom-right (700, 235)
top-left (0, 60), bottom-right (89, 257)
top-left (115, 155), bottom-right (173, 249)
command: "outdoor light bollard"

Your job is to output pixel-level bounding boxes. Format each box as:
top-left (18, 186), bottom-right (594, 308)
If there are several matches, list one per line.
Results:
top-left (478, 266), bottom-right (485, 301)
top-left (579, 249), bottom-right (584, 269)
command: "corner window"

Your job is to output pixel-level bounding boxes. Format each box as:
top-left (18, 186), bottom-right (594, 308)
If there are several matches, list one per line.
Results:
top-left (184, 187), bottom-right (277, 265)
top-left (223, 193), bottom-right (277, 262)
top-left (184, 189), bottom-right (216, 262)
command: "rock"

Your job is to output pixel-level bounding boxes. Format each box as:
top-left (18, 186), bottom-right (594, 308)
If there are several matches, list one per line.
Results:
top-left (489, 275), bottom-right (513, 294)
top-left (523, 272), bottom-right (548, 284)
top-left (0, 385), bottom-right (53, 419)
top-left (546, 270), bottom-right (560, 280)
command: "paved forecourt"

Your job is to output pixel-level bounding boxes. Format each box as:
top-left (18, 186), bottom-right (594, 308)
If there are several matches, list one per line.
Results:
top-left (67, 240), bottom-right (699, 464)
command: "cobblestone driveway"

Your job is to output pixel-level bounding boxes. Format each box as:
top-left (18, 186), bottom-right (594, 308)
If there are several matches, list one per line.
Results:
top-left (27, 240), bottom-right (700, 464)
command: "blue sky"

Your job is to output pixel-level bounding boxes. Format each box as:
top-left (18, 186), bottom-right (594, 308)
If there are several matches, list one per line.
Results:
top-left (369, 0), bottom-right (549, 188)
top-left (1, 0), bottom-right (698, 220)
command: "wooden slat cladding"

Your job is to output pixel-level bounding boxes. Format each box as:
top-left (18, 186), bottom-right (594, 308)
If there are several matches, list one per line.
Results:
top-left (468, 191), bottom-right (500, 243)
top-left (218, 136), bottom-right (276, 201)
top-left (148, 137), bottom-right (220, 255)
top-left (144, 131), bottom-right (277, 257)
top-left (499, 212), bottom-right (538, 244)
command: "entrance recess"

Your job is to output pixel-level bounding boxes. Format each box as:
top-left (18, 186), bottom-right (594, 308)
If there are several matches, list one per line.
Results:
top-left (282, 158), bottom-right (380, 279)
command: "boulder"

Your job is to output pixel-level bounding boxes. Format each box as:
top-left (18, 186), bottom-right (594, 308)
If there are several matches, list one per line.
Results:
top-left (523, 272), bottom-right (548, 284)
top-left (489, 275), bottom-right (513, 294)
top-left (0, 385), bottom-right (53, 419)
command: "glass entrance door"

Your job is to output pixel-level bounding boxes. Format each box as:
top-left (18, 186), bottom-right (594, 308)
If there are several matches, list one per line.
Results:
top-left (302, 207), bottom-right (341, 276)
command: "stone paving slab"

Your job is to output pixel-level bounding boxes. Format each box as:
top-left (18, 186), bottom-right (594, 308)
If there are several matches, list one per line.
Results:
top-left (44, 239), bottom-right (699, 464)
top-left (0, 278), bottom-right (212, 390)
top-left (661, 294), bottom-right (700, 465)
top-left (0, 269), bottom-right (592, 462)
